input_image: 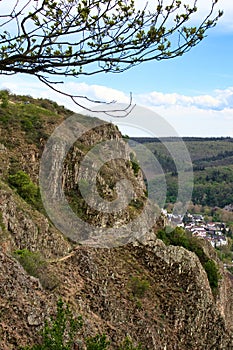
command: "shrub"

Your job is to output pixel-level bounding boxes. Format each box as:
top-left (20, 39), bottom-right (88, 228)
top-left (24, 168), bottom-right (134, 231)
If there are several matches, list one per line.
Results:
top-left (129, 199), bottom-right (144, 210)
top-left (8, 170), bottom-right (42, 209)
top-left (118, 337), bottom-right (143, 350)
top-left (157, 229), bottom-right (170, 245)
top-left (0, 89), bottom-right (9, 108)
top-left (203, 259), bottom-right (220, 290)
top-left (130, 152), bottom-right (140, 176)
top-left (86, 334), bottom-right (110, 350)
top-left (14, 249), bottom-right (58, 290)
top-left (14, 249), bottom-right (46, 276)
top-left (23, 298), bottom-right (83, 350)
top-left (130, 276), bottom-right (150, 298)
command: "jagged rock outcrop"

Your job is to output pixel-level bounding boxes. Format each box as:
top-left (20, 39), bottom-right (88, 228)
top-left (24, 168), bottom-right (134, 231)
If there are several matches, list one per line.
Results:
top-left (0, 250), bottom-right (56, 349)
top-left (0, 181), bottom-right (71, 258)
top-left (0, 240), bottom-right (233, 349)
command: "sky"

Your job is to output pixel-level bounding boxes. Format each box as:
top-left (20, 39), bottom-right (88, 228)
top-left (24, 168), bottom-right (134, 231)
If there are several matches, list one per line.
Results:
top-left (0, 0), bottom-right (233, 137)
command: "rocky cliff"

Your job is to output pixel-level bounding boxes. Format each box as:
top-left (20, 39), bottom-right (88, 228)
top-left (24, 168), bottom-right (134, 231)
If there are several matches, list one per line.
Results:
top-left (0, 95), bottom-right (233, 349)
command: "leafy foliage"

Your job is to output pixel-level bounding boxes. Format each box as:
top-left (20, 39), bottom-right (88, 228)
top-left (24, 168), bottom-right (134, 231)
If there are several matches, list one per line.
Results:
top-left (0, 1), bottom-right (222, 109)
top-left (129, 199), bottom-right (144, 210)
top-left (203, 260), bottom-right (220, 290)
top-left (23, 298), bottom-right (83, 350)
top-left (118, 337), bottom-right (143, 350)
top-left (130, 276), bottom-right (150, 298)
top-left (86, 334), bottom-right (110, 350)
top-left (8, 170), bottom-right (41, 209)
top-left (0, 89), bottom-right (9, 108)
top-left (130, 152), bottom-right (141, 176)
top-left (14, 249), bottom-right (58, 290)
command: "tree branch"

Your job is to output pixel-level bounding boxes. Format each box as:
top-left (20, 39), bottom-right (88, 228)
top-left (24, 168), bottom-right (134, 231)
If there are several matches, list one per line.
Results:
top-left (0, 0), bottom-right (223, 112)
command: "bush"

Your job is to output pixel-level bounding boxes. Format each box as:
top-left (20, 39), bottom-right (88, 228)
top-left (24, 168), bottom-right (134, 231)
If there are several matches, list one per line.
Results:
top-left (86, 334), bottom-right (110, 350)
top-left (130, 276), bottom-right (150, 298)
top-left (23, 298), bottom-right (83, 350)
top-left (118, 337), bottom-right (143, 350)
top-left (129, 199), bottom-right (144, 210)
top-left (0, 89), bottom-right (9, 108)
top-left (131, 161), bottom-right (140, 176)
top-left (130, 152), bottom-right (140, 176)
top-left (14, 249), bottom-right (46, 276)
top-left (203, 259), bottom-right (220, 290)
top-left (8, 170), bottom-right (42, 209)
top-left (157, 229), bottom-right (170, 246)
top-left (14, 249), bottom-right (58, 290)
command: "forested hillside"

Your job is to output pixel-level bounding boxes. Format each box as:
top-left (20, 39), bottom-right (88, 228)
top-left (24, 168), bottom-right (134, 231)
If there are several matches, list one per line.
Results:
top-left (132, 137), bottom-right (233, 208)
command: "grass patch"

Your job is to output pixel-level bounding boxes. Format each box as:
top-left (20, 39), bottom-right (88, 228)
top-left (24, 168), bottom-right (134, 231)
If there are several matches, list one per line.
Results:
top-left (14, 249), bottom-right (58, 290)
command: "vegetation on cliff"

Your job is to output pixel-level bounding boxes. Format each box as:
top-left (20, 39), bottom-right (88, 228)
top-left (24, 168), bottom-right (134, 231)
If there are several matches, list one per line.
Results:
top-left (0, 93), bottom-right (233, 349)
top-left (157, 227), bottom-right (221, 292)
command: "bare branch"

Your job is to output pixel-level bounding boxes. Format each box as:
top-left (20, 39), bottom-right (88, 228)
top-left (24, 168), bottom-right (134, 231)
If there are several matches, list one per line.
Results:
top-left (38, 75), bottom-right (135, 117)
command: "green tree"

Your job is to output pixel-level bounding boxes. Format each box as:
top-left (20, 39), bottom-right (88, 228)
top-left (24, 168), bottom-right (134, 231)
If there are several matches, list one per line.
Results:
top-left (0, 1), bottom-right (222, 110)
top-left (23, 298), bottom-right (83, 350)
top-left (0, 89), bottom-right (9, 108)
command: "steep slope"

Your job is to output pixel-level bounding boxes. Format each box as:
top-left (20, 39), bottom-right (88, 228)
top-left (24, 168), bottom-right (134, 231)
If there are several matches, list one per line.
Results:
top-left (0, 94), bottom-right (233, 349)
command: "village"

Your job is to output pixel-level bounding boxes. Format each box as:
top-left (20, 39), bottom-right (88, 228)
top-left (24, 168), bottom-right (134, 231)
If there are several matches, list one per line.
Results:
top-left (162, 210), bottom-right (229, 249)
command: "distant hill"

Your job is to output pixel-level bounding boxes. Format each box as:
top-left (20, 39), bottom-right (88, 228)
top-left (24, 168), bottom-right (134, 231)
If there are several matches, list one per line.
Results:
top-left (131, 136), bottom-right (233, 143)
top-left (131, 137), bottom-right (233, 208)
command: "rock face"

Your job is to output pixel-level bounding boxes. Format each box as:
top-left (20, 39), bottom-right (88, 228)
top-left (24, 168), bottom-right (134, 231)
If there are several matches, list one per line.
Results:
top-left (0, 240), bottom-right (233, 349)
top-left (0, 101), bottom-right (233, 349)
top-left (0, 181), bottom-right (71, 258)
top-left (0, 250), bottom-right (56, 349)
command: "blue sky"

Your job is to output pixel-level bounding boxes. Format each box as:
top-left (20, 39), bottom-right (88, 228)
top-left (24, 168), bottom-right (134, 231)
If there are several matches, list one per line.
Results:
top-left (0, 0), bottom-right (233, 137)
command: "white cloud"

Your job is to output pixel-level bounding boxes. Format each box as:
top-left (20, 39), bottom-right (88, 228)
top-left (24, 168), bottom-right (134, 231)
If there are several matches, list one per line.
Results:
top-left (1, 75), bottom-right (233, 137)
top-left (64, 82), bottom-right (129, 104)
top-left (0, 75), bottom-right (129, 111)
top-left (137, 87), bottom-right (233, 111)
top-left (151, 104), bottom-right (233, 137)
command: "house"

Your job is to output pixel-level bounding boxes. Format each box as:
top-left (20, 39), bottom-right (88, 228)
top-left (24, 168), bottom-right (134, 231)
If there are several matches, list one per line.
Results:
top-left (192, 214), bottom-right (204, 223)
top-left (191, 227), bottom-right (207, 238)
top-left (209, 235), bottom-right (228, 248)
